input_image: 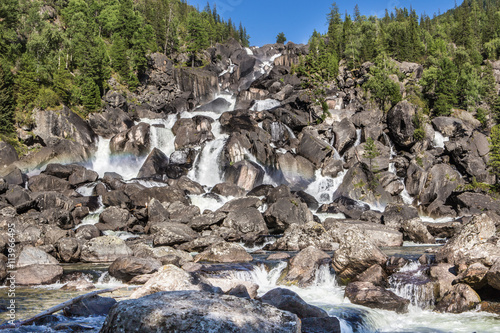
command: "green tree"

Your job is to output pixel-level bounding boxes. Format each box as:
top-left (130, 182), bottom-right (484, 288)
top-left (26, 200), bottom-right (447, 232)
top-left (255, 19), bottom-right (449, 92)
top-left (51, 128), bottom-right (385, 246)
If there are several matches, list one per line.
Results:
top-left (276, 32), bottom-right (287, 44)
top-left (489, 125), bottom-right (500, 185)
top-left (0, 61), bottom-right (15, 134)
top-left (363, 137), bottom-right (381, 190)
top-left (80, 76), bottom-right (101, 112)
top-left (186, 12), bottom-right (209, 67)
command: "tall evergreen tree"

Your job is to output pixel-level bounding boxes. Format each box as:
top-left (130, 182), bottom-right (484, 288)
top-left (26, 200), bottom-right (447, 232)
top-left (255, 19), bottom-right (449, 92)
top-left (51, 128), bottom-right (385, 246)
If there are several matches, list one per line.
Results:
top-left (0, 61), bottom-right (15, 134)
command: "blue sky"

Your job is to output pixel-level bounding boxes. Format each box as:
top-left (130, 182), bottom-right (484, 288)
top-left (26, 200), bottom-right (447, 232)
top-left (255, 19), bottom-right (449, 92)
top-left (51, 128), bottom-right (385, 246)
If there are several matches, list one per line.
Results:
top-left (188, 0), bottom-right (458, 46)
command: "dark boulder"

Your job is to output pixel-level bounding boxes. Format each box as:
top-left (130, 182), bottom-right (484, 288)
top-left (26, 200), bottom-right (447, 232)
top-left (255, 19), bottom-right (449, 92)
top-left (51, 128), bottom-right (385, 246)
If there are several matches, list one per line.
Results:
top-left (108, 256), bottom-right (162, 282)
top-left (63, 296), bottom-right (117, 317)
top-left (109, 122), bottom-right (150, 156)
top-left (345, 281), bottom-right (409, 313)
top-left (261, 288), bottom-right (328, 319)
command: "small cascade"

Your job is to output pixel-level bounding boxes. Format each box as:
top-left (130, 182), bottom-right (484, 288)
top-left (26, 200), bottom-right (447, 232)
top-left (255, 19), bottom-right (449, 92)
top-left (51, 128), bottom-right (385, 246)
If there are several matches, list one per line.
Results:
top-left (400, 183), bottom-right (414, 205)
top-left (433, 131), bottom-right (449, 149)
top-left (91, 137), bottom-right (145, 180)
top-left (239, 237), bottom-right (276, 253)
top-left (305, 169), bottom-right (347, 204)
top-left (188, 136), bottom-right (227, 188)
top-left (389, 262), bottom-right (437, 310)
top-left (382, 132), bottom-right (396, 158)
top-left (96, 271), bottom-right (126, 288)
top-left (141, 115), bottom-right (178, 157)
top-left (354, 129), bottom-right (362, 147)
top-left (250, 99), bottom-right (281, 111)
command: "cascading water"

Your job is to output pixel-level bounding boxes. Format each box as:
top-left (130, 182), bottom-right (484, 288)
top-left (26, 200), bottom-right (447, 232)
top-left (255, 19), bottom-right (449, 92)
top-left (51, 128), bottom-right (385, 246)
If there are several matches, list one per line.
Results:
top-left (433, 131), bottom-right (449, 149)
top-left (305, 169), bottom-right (347, 204)
top-left (249, 98), bottom-right (281, 111)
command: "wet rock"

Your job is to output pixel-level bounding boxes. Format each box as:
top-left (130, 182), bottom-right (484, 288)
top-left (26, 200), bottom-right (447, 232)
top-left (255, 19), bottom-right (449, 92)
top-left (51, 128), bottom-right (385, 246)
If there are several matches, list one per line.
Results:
top-left (68, 168), bottom-right (98, 186)
top-left (298, 128), bottom-right (333, 167)
top-left (333, 163), bottom-right (392, 208)
top-left (150, 222), bottom-right (198, 247)
top-left (88, 107), bottom-right (133, 138)
top-left (129, 186), bottom-right (190, 208)
top-left (224, 160), bottom-right (265, 191)
top-left (486, 259), bottom-right (500, 291)
top-left (97, 206), bottom-right (136, 232)
top-left (264, 197), bottom-right (313, 233)
top-left (436, 214), bottom-right (498, 266)
top-left (137, 148), bottom-right (170, 179)
top-left (331, 118), bottom-right (356, 155)
top-left (280, 246), bottom-right (331, 287)
top-left (109, 256), bottom-right (162, 282)
top-left (301, 317), bottom-right (341, 333)
top-left (332, 226), bottom-right (388, 283)
top-left (75, 225), bottom-right (100, 241)
top-left (355, 264), bottom-right (388, 287)
top-left (15, 264), bottom-right (63, 285)
top-left (453, 262), bottom-right (488, 289)
top-left (55, 237), bottom-right (82, 263)
top-left (0, 142), bottom-right (18, 169)
top-left (17, 246), bottom-right (59, 268)
top-left (196, 97), bottom-right (231, 112)
top-left (325, 219), bottom-right (403, 248)
top-left (101, 291), bottom-right (300, 333)
top-left (130, 265), bottom-right (205, 299)
top-left (109, 122), bottom-right (150, 156)
top-left (194, 242), bottom-right (253, 263)
top-left (267, 252), bottom-right (291, 260)
top-left (131, 243), bottom-right (193, 264)
top-left (169, 176), bottom-right (205, 195)
top-left (28, 174), bottom-right (72, 192)
top-left (80, 236), bottom-right (133, 263)
top-left (434, 283), bottom-right (481, 313)
top-left (267, 222), bottom-right (339, 251)
top-left (173, 117), bottom-right (214, 150)
top-left (430, 264), bottom-right (457, 297)
top-left (261, 288), bottom-right (328, 318)
top-left (383, 203), bottom-right (419, 229)
top-left (345, 281), bottom-right (410, 313)
top-left (33, 106), bottom-right (96, 147)
top-left (63, 296), bottom-right (117, 317)
top-left (202, 278), bottom-right (259, 299)
top-left (387, 100), bottom-right (417, 148)
top-left (318, 196), bottom-right (369, 220)
top-left (222, 207), bottom-right (268, 235)
top-left (211, 182), bottom-right (246, 197)
top-left (277, 152), bottom-right (315, 190)
top-left (431, 117), bottom-right (469, 138)
top-left (402, 218), bottom-right (435, 244)
top-left (419, 164), bottom-right (462, 208)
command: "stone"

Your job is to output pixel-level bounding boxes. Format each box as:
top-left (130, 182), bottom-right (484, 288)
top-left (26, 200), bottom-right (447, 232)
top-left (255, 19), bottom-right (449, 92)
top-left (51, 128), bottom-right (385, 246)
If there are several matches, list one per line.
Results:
top-left (402, 218), bottom-right (435, 244)
top-left (280, 246), bottom-right (331, 287)
top-left (151, 222), bottom-right (199, 247)
top-left (80, 236), bottom-right (133, 263)
top-left (194, 242), bottom-right (253, 263)
top-left (486, 259), bottom-right (500, 291)
top-left (130, 265), bottom-right (206, 299)
top-left (109, 122), bottom-right (150, 156)
top-left (109, 257), bottom-right (162, 282)
top-left (17, 246), bottom-right (59, 268)
top-left (332, 226), bottom-right (388, 283)
top-left (266, 222), bottom-right (339, 251)
top-left (264, 197), bottom-right (313, 233)
top-left (222, 207), bottom-right (268, 235)
top-left (301, 317), bottom-right (341, 333)
top-left (277, 152), bottom-right (315, 190)
top-left (63, 296), bottom-right (117, 317)
top-left (434, 283), bottom-right (481, 313)
top-left (345, 281), bottom-right (409, 313)
top-left (224, 160), bottom-right (264, 191)
top-left (137, 148), bottom-right (170, 179)
top-left (261, 288), bottom-right (328, 319)
top-left (100, 291), bottom-right (300, 333)
top-left (355, 264), bottom-right (388, 287)
top-left (56, 237), bottom-right (82, 263)
top-left (15, 264), bottom-right (63, 285)
top-left (298, 128), bottom-right (333, 167)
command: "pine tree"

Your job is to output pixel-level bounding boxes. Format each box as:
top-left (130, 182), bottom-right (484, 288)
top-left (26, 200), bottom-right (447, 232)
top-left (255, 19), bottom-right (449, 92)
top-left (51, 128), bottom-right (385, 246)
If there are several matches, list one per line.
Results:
top-left (0, 61), bottom-right (15, 134)
top-left (186, 12), bottom-right (209, 67)
top-left (276, 32), bottom-right (287, 44)
top-left (80, 76), bottom-right (101, 112)
top-left (489, 125), bottom-right (500, 184)
top-left (434, 57), bottom-right (458, 116)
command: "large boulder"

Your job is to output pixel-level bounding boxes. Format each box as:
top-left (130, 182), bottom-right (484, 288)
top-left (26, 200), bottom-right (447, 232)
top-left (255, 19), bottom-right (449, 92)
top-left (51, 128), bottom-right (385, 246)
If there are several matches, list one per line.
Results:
top-left (431, 117), bottom-right (469, 138)
top-left (332, 227), bottom-right (388, 283)
top-left (383, 203), bottom-right (419, 229)
top-left (110, 122), bottom-right (150, 156)
top-left (63, 296), bottom-right (117, 317)
top-left (100, 291), bottom-right (300, 333)
top-left (194, 242), bottom-right (252, 263)
top-left (261, 288), bottom-right (328, 319)
top-left (173, 117), bottom-right (214, 150)
top-left (129, 265), bottom-right (204, 299)
top-left (129, 186), bottom-right (190, 208)
top-left (436, 214), bottom-right (498, 266)
top-left (97, 206), bottom-right (136, 232)
top-left (109, 257), bottom-right (162, 282)
top-left (419, 164), bottom-right (462, 210)
top-left (280, 246), bottom-right (331, 287)
top-left (345, 281), bottom-right (409, 313)
top-left (387, 101), bottom-right (417, 148)
top-left (277, 152), bottom-right (315, 190)
top-left (325, 220), bottom-right (403, 248)
top-left (15, 264), bottom-right (63, 285)
top-left (87, 107), bottom-right (133, 138)
top-left (28, 174), bottom-right (72, 192)
top-left (401, 218), bottom-right (435, 244)
top-left (224, 160), bottom-right (264, 191)
top-left (297, 128), bottom-right (333, 167)
top-left (0, 142), bottom-right (18, 169)
top-left (222, 207), bottom-right (268, 235)
top-left (137, 148), bottom-right (170, 179)
top-left (267, 222), bottom-right (339, 251)
top-left (80, 236), bottom-right (133, 263)
top-left (434, 283), bottom-right (481, 313)
top-left (33, 106), bottom-right (96, 147)
top-left (331, 118), bottom-right (356, 155)
top-left (263, 197), bottom-right (313, 233)
top-left (151, 222), bottom-right (199, 247)
top-left (17, 246), bottom-right (59, 268)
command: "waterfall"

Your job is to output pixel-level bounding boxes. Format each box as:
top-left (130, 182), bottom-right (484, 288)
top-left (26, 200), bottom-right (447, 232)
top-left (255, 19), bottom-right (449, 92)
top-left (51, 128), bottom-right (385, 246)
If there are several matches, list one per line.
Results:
top-left (250, 99), bottom-right (281, 111)
top-left (187, 133), bottom-right (228, 188)
top-left (141, 115), bottom-right (178, 157)
top-left (433, 131), bottom-right (449, 149)
top-left (305, 169), bottom-right (347, 204)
